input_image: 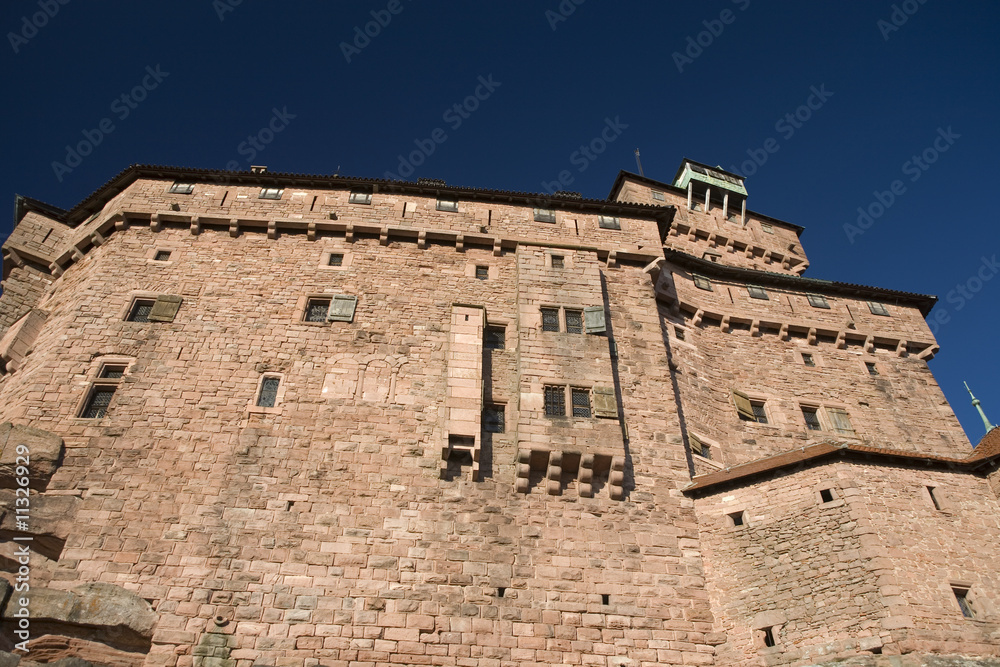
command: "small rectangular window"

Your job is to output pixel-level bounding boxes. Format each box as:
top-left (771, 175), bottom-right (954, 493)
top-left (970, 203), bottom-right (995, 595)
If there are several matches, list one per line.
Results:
top-left (802, 353), bottom-right (815, 367)
top-left (565, 309), bottom-right (583, 334)
top-left (598, 215), bottom-right (621, 230)
top-left (927, 486), bottom-right (942, 510)
top-left (690, 434), bottom-right (710, 459)
top-left (551, 255), bottom-right (564, 269)
top-left (541, 308), bottom-right (560, 332)
top-left (819, 488), bottom-right (834, 503)
top-left (827, 408), bottom-right (855, 435)
top-left (99, 365), bottom-right (126, 379)
top-left (571, 388), bottom-right (591, 417)
top-left (168, 182), bottom-right (194, 194)
top-left (728, 511), bottom-right (745, 527)
top-left (807, 294), bottom-right (830, 309)
top-left (436, 198), bottom-right (458, 212)
top-left (349, 189), bottom-right (372, 205)
top-left (868, 301), bottom-right (890, 316)
top-left (475, 265), bottom-right (489, 280)
top-left (256, 377), bottom-right (280, 408)
top-left (751, 401), bottom-right (768, 424)
top-left (544, 386), bottom-right (565, 417)
top-left (154, 250), bottom-right (172, 261)
top-left (674, 326), bottom-right (685, 341)
top-left (702, 251), bottom-right (722, 263)
top-left (328, 253), bottom-right (344, 267)
top-left (651, 190), bottom-right (665, 201)
top-left (748, 285), bottom-right (769, 300)
top-left (760, 222), bottom-right (774, 234)
top-left (802, 407), bottom-right (821, 430)
top-left (304, 298), bottom-right (332, 323)
top-left (866, 362), bottom-right (879, 376)
top-left (80, 386), bottom-right (116, 419)
top-left (762, 627), bottom-right (776, 647)
top-left (953, 588), bottom-right (974, 618)
top-left (126, 299), bottom-right (155, 323)
top-left (484, 326), bottom-right (506, 350)
top-left (483, 404), bottom-right (505, 433)
top-left (533, 208), bottom-right (556, 223)
top-left (259, 187), bottom-right (283, 200)
top-left (693, 274), bottom-right (713, 291)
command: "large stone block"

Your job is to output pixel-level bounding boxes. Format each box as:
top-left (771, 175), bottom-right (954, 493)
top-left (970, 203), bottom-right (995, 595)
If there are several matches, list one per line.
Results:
top-left (0, 492), bottom-right (79, 559)
top-left (0, 422), bottom-right (64, 490)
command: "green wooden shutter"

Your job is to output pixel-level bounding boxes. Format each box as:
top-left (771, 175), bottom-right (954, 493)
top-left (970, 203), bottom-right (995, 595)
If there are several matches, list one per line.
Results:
top-left (327, 295), bottom-right (358, 322)
top-left (584, 306), bottom-right (606, 334)
top-left (732, 389), bottom-right (754, 420)
top-left (593, 386), bottom-right (617, 418)
top-left (148, 295), bottom-right (182, 322)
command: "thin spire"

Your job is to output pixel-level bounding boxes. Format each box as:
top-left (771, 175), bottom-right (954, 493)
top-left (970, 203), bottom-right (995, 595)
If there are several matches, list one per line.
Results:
top-left (634, 149), bottom-right (644, 177)
top-left (965, 382), bottom-right (997, 434)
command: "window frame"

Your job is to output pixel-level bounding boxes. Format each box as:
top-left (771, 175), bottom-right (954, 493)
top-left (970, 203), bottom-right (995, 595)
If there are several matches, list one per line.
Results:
top-left (571, 387), bottom-right (591, 418)
top-left (77, 360), bottom-right (131, 420)
top-left (544, 385), bottom-right (566, 417)
top-left (760, 222), bottom-right (774, 234)
top-left (747, 285), bottom-right (769, 300)
top-left (252, 374), bottom-right (284, 411)
top-left (651, 190), bottom-right (665, 201)
top-left (693, 274), bottom-right (713, 291)
top-left (802, 406), bottom-right (822, 431)
top-left (153, 250), bottom-right (172, 262)
top-left (258, 187), bottom-right (284, 200)
top-left (328, 253), bottom-right (344, 267)
top-left (541, 307), bottom-right (561, 332)
top-left (168, 182), bottom-right (194, 195)
top-left (598, 215), bottom-right (621, 230)
top-left (533, 208), bottom-right (556, 223)
top-left (303, 297), bottom-right (333, 323)
top-left (125, 298), bottom-right (156, 323)
top-left (802, 353), bottom-right (816, 367)
top-left (475, 265), bottom-right (489, 281)
top-left (867, 301), bottom-right (891, 316)
top-left (348, 189), bottom-right (372, 205)
top-left (436, 198), bottom-right (459, 212)
top-left (79, 384), bottom-right (118, 419)
top-left (550, 255), bottom-right (565, 269)
top-left (483, 404), bottom-right (506, 433)
top-left (484, 325), bottom-right (506, 350)
top-left (807, 294), bottom-right (830, 309)
top-left (565, 309), bottom-right (584, 334)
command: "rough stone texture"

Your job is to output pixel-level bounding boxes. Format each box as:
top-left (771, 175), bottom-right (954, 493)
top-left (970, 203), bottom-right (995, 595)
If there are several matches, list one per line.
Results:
top-left (0, 166), bottom-right (995, 667)
top-left (0, 422), bottom-right (64, 490)
top-left (0, 491), bottom-right (78, 560)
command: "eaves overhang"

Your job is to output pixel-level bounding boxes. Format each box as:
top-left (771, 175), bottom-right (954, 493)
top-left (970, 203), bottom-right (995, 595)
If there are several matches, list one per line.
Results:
top-left (663, 248), bottom-right (938, 316)
top-left (13, 164), bottom-right (676, 229)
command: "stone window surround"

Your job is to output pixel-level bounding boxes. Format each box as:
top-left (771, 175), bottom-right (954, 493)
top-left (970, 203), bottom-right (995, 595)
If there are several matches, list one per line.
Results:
top-left (147, 246), bottom-right (177, 264)
top-left (545, 250), bottom-right (573, 270)
top-left (539, 383), bottom-right (597, 419)
top-left (121, 292), bottom-right (162, 323)
top-left (74, 356), bottom-right (134, 421)
top-left (318, 249), bottom-right (353, 270)
top-left (465, 261), bottom-right (495, 280)
top-left (688, 431), bottom-right (723, 467)
top-left (485, 321), bottom-right (509, 350)
top-left (248, 372), bottom-right (286, 414)
top-left (537, 305), bottom-right (591, 334)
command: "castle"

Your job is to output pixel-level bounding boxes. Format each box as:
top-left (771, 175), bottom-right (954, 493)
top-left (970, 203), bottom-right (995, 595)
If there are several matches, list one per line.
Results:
top-left (0, 160), bottom-right (998, 667)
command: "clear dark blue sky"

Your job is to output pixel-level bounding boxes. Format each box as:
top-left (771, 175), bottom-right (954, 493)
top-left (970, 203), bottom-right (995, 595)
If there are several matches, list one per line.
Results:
top-left (2, 1), bottom-right (997, 442)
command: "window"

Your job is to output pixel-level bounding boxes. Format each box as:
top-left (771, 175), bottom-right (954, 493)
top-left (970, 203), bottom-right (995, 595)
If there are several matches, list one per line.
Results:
top-left (866, 362), bottom-right (879, 376)
top-left (168, 182), bottom-right (194, 194)
top-left (762, 627), bottom-right (776, 648)
top-left (802, 407), bottom-right (821, 430)
top-left (807, 294), bottom-right (830, 309)
top-left (953, 588), bottom-right (975, 618)
top-left (651, 190), bottom-right (665, 201)
top-left (571, 388), bottom-right (591, 417)
top-left (328, 253), bottom-right (344, 267)
top-left (544, 386), bottom-right (565, 416)
top-left (927, 486), bottom-right (942, 510)
top-left (747, 285), bottom-right (769, 300)
top-left (259, 187), bottom-right (283, 200)
top-left (565, 310), bottom-right (583, 334)
top-left (533, 208), bottom-right (556, 223)
top-left (819, 488), bottom-right (835, 503)
top-left (80, 386), bottom-right (116, 419)
top-left (867, 301), bottom-right (890, 316)
top-left (693, 274), bottom-right (713, 291)
top-left (475, 265), bottom-right (489, 280)
top-left (802, 353), bottom-right (815, 367)
top-left (99, 365), bottom-right (126, 379)
top-left (733, 390), bottom-right (768, 423)
top-left (327, 295), bottom-right (358, 322)
top-left (541, 308), bottom-right (560, 332)
top-left (728, 511), bottom-right (745, 527)
top-left (751, 402), bottom-right (768, 424)
top-left (256, 376), bottom-right (280, 408)
top-left (483, 404), bottom-right (505, 433)
top-left (827, 408), bottom-right (855, 435)
top-left (674, 326), bottom-right (685, 341)
top-left (154, 250), bottom-right (172, 261)
top-left (349, 189), bottom-right (372, 205)
top-left (126, 299), bottom-right (155, 322)
top-left (690, 434), bottom-right (710, 459)
top-left (436, 198), bottom-right (458, 212)
top-left (760, 222), bottom-right (774, 234)
top-left (484, 326), bottom-right (506, 350)
top-left (601, 594), bottom-right (610, 605)
top-left (551, 255), bottom-right (564, 269)
top-left (598, 215), bottom-right (621, 230)
top-left (304, 297), bottom-right (332, 323)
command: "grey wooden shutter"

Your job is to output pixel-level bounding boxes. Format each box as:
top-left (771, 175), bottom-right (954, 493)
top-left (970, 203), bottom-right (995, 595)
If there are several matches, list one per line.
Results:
top-left (327, 295), bottom-right (358, 322)
top-left (593, 386), bottom-right (617, 418)
top-left (584, 306), bottom-right (606, 334)
top-left (732, 389), bottom-right (754, 420)
top-left (148, 295), bottom-right (182, 322)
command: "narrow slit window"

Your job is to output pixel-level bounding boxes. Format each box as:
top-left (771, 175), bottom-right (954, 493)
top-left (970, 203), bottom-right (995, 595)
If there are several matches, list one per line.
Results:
top-left (541, 308), bottom-right (560, 332)
top-left (544, 386), bottom-right (565, 416)
top-left (126, 299), bottom-right (155, 322)
top-left (928, 486), bottom-right (942, 510)
top-left (802, 407), bottom-right (821, 430)
top-left (674, 326), bottom-right (685, 341)
top-left (497, 587), bottom-right (506, 598)
top-left (762, 627), bottom-right (776, 647)
top-left (571, 388), bottom-right (591, 417)
top-left (256, 377), bottom-right (280, 408)
top-left (565, 309), bottom-right (583, 334)
top-left (328, 253), bottom-right (344, 267)
top-left (80, 386), bottom-right (116, 419)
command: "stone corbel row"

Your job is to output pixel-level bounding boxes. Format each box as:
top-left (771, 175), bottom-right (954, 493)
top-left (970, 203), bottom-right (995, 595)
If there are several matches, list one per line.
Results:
top-left (672, 223), bottom-right (808, 275)
top-left (668, 297), bottom-right (938, 361)
top-left (515, 449), bottom-right (625, 500)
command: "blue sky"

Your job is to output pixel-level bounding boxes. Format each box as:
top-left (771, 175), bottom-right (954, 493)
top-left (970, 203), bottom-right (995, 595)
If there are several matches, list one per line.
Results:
top-left (1, 1), bottom-right (997, 442)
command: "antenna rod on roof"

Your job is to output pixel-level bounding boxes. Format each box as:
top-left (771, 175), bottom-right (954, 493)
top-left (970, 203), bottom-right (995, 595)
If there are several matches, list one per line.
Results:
top-left (634, 149), bottom-right (644, 177)
top-left (965, 382), bottom-right (997, 435)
